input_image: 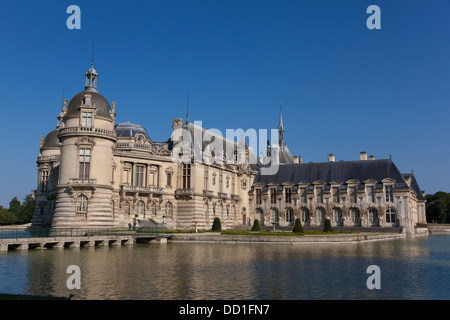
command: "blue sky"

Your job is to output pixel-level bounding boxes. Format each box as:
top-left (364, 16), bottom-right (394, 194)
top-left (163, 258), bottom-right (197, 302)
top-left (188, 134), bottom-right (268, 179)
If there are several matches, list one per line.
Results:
top-left (0, 0), bottom-right (449, 207)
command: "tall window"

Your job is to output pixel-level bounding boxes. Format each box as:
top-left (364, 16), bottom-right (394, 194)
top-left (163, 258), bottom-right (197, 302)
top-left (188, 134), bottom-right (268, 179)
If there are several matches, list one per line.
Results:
top-left (333, 208), bottom-right (343, 226)
top-left (286, 208), bottom-right (293, 223)
top-left (316, 187), bottom-right (323, 204)
top-left (134, 165), bottom-right (145, 187)
top-left (76, 195), bottom-right (88, 216)
top-left (351, 208), bottom-right (360, 226)
top-left (369, 208), bottom-right (378, 226)
top-left (270, 208), bottom-right (278, 224)
top-left (167, 172), bottom-right (172, 187)
top-left (301, 208), bottom-right (309, 225)
top-left (385, 208), bottom-right (396, 223)
top-left (349, 186), bottom-right (357, 204)
top-left (79, 148), bottom-right (91, 179)
top-left (317, 208), bottom-right (325, 226)
top-left (82, 112), bottom-right (93, 127)
top-left (137, 201), bottom-right (145, 217)
top-left (124, 201), bottom-right (130, 215)
top-left (182, 163), bottom-right (191, 189)
top-left (255, 189), bottom-right (262, 205)
top-left (332, 187), bottom-right (340, 204)
top-left (270, 188), bottom-right (277, 204)
top-left (285, 188), bottom-right (292, 203)
top-left (41, 170), bottom-right (49, 192)
top-left (300, 187), bottom-right (307, 204)
top-left (151, 202), bottom-right (156, 216)
top-left (385, 185), bottom-right (394, 203)
top-left (367, 186), bottom-right (375, 203)
top-left (165, 202), bottom-right (173, 217)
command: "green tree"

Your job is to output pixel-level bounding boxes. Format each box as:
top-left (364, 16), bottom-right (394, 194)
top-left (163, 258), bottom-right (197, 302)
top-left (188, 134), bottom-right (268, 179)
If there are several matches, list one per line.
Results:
top-left (211, 217), bottom-right (222, 231)
top-left (426, 191), bottom-right (450, 224)
top-left (0, 207), bottom-right (18, 225)
top-left (251, 219), bottom-right (260, 231)
top-left (293, 218), bottom-right (304, 233)
top-left (16, 194), bottom-right (35, 224)
top-left (323, 218), bottom-right (333, 232)
top-left (8, 197), bottom-right (21, 214)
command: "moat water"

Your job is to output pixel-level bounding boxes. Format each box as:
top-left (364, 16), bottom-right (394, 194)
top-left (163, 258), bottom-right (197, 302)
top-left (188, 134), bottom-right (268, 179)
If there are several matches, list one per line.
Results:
top-left (0, 235), bottom-right (449, 300)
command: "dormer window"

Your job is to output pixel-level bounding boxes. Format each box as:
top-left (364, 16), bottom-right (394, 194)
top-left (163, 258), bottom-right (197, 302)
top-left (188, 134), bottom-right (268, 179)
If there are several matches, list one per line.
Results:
top-left (136, 135), bottom-right (145, 143)
top-left (82, 111), bottom-right (93, 127)
top-left (385, 185), bottom-right (394, 203)
top-left (315, 187), bottom-right (323, 204)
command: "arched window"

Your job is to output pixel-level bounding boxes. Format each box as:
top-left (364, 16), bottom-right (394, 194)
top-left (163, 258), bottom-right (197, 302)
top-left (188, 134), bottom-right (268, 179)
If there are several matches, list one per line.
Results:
top-left (151, 202), bottom-right (156, 216)
top-left (76, 195), bottom-right (88, 216)
top-left (137, 201), bottom-right (145, 217)
top-left (286, 208), bottom-right (293, 224)
top-left (385, 208), bottom-right (396, 224)
top-left (301, 208), bottom-right (310, 226)
top-left (316, 208), bottom-right (325, 226)
top-left (165, 202), bottom-right (173, 217)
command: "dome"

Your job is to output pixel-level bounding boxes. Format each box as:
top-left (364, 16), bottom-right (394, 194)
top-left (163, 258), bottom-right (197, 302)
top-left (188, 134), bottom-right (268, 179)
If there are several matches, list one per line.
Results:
top-left (41, 129), bottom-right (60, 151)
top-left (115, 122), bottom-right (150, 140)
top-left (64, 90), bottom-right (112, 120)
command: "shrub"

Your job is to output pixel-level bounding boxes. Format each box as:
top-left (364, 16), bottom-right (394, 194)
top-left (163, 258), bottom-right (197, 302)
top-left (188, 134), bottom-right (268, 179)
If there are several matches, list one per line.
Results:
top-left (211, 217), bottom-right (222, 231)
top-left (293, 218), bottom-right (304, 233)
top-left (323, 218), bottom-right (333, 232)
top-left (251, 219), bottom-right (260, 231)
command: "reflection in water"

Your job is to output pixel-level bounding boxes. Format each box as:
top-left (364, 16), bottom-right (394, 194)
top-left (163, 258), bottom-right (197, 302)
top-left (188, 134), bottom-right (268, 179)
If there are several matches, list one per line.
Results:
top-left (1, 236), bottom-right (450, 300)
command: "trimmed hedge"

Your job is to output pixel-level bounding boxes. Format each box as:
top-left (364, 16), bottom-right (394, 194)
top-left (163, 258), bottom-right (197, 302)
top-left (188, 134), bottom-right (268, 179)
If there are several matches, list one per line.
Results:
top-left (293, 218), bottom-right (304, 233)
top-left (323, 218), bottom-right (333, 232)
top-left (211, 217), bottom-right (222, 231)
top-left (251, 219), bottom-right (261, 231)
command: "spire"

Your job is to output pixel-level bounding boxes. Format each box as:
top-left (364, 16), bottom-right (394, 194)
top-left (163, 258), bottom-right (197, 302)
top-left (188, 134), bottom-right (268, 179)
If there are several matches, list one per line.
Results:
top-left (278, 101), bottom-right (285, 149)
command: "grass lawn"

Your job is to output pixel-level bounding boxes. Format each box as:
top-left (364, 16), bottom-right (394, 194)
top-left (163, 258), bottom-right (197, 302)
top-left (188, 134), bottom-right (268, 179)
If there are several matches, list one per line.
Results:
top-left (220, 230), bottom-right (360, 236)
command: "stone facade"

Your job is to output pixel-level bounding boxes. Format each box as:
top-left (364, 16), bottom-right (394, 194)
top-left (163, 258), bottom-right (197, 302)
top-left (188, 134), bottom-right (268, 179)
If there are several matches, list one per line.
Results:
top-left (32, 65), bottom-right (427, 236)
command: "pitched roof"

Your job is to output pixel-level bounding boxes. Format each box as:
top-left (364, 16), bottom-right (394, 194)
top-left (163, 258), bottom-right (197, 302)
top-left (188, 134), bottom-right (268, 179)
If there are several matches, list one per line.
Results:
top-left (253, 159), bottom-right (406, 186)
top-left (401, 173), bottom-right (426, 201)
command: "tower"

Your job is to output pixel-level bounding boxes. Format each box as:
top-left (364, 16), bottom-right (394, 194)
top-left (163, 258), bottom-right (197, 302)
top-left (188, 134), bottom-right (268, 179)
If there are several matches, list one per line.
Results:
top-left (52, 64), bottom-right (118, 228)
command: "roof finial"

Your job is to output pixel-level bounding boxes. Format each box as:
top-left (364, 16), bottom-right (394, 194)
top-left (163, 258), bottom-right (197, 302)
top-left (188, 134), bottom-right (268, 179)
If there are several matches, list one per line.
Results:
top-left (186, 89), bottom-right (189, 124)
top-left (91, 32), bottom-right (95, 67)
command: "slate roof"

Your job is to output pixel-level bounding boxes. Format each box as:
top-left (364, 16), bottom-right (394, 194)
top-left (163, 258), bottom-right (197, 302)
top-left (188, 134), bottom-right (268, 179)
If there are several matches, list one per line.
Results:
top-left (401, 173), bottom-right (426, 201)
top-left (115, 122), bottom-right (150, 139)
top-left (65, 90), bottom-right (112, 120)
top-left (40, 129), bottom-right (60, 151)
top-left (254, 159), bottom-right (406, 186)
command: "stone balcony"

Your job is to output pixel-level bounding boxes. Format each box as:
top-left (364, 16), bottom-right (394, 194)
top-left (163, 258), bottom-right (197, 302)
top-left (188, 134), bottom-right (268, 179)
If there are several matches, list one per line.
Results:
top-left (218, 192), bottom-right (228, 200)
top-left (69, 178), bottom-right (97, 185)
top-left (67, 178), bottom-right (97, 191)
top-left (203, 190), bottom-right (214, 198)
top-left (59, 127), bottom-right (117, 141)
top-left (175, 188), bottom-right (194, 199)
top-left (121, 185), bottom-right (165, 195)
top-left (230, 194), bottom-right (240, 201)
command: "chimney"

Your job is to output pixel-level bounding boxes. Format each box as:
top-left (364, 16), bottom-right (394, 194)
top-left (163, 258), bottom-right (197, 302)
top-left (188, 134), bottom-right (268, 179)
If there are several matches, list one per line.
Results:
top-left (360, 151), bottom-right (368, 161)
top-left (329, 154), bottom-right (335, 162)
top-left (369, 155), bottom-right (375, 160)
top-left (293, 156), bottom-right (299, 164)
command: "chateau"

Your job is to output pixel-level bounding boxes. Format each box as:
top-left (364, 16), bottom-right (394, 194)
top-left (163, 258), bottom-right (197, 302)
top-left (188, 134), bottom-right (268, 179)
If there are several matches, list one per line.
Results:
top-left (32, 65), bottom-right (428, 236)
